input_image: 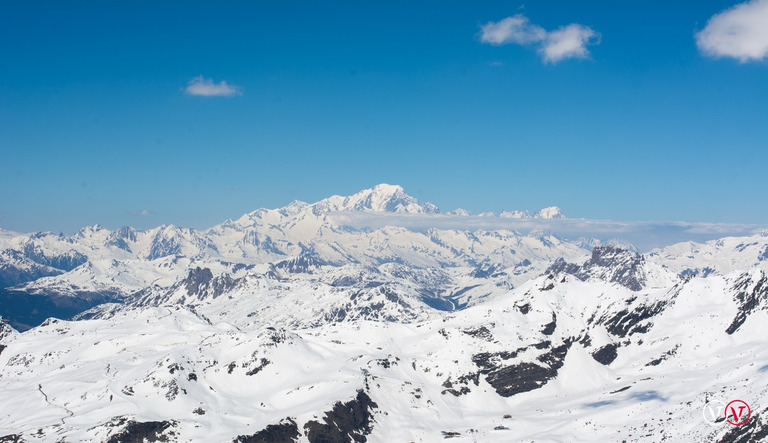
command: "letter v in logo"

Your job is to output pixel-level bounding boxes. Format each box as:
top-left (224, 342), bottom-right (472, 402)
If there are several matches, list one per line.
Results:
top-left (725, 400), bottom-right (751, 426)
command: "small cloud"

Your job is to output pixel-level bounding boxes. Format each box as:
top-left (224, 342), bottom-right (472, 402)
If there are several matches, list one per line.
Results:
top-left (480, 14), bottom-right (546, 45)
top-left (184, 76), bottom-right (241, 97)
top-left (696, 0), bottom-right (768, 62)
top-left (488, 61), bottom-right (505, 67)
top-left (130, 209), bottom-right (155, 217)
top-left (541, 24), bottom-right (600, 63)
top-left (480, 14), bottom-right (599, 63)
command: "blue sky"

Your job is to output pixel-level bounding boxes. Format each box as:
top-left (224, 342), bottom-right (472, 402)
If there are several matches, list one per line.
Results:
top-left (1, 0), bottom-right (766, 233)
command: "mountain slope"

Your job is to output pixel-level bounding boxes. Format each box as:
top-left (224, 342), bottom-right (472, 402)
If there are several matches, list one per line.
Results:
top-left (1, 183), bottom-right (767, 440)
top-left (1, 267), bottom-right (766, 442)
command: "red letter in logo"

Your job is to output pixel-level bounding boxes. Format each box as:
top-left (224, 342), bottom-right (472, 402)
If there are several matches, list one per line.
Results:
top-left (725, 400), bottom-right (751, 426)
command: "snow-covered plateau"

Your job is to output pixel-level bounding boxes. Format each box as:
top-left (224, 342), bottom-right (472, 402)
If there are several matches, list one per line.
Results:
top-left (1, 184), bottom-right (767, 442)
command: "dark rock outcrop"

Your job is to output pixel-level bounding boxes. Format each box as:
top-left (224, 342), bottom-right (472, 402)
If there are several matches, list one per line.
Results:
top-left (473, 340), bottom-right (572, 397)
top-left (591, 343), bottom-right (618, 365)
top-left (541, 313), bottom-right (557, 336)
top-left (183, 267), bottom-right (237, 300)
top-left (599, 300), bottom-right (666, 338)
top-left (274, 250), bottom-right (326, 274)
top-left (547, 246), bottom-right (646, 291)
top-left (303, 390), bottom-right (378, 442)
top-left (106, 420), bottom-right (176, 443)
top-left (235, 418), bottom-right (299, 443)
top-left (726, 271), bottom-right (767, 335)
top-left (717, 409), bottom-right (768, 443)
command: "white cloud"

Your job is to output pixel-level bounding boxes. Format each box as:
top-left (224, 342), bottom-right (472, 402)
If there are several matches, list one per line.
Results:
top-left (130, 209), bottom-right (155, 217)
top-left (184, 76), bottom-right (241, 97)
top-left (480, 15), bottom-right (546, 45)
top-left (696, 0), bottom-right (768, 62)
top-left (327, 212), bottom-right (766, 251)
top-left (541, 24), bottom-right (600, 63)
top-left (480, 14), bottom-right (599, 63)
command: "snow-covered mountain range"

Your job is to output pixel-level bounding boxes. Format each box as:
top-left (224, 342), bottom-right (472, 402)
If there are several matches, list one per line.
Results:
top-left (0, 184), bottom-right (591, 330)
top-left (1, 184), bottom-right (767, 441)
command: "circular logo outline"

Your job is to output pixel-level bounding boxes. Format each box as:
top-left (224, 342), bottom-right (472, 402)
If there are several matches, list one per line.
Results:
top-left (725, 399), bottom-right (751, 426)
top-left (702, 400), bottom-right (727, 426)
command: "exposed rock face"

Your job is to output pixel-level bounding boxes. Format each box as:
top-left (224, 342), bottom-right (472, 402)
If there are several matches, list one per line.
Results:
top-left (473, 340), bottom-right (572, 397)
top-left (548, 246), bottom-right (647, 291)
top-left (274, 253), bottom-right (325, 274)
top-left (19, 244), bottom-right (88, 272)
top-left (303, 390), bottom-right (378, 442)
top-left (106, 226), bottom-right (138, 252)
top-left (182, 267), bottom-right (237, 300)
top-left (146, 236), bottom-right (183, 261)
top-left (234, 418), bottom-right (300, 443)
top-left (716, 409), bottom-right (768, 443)
top-left (130, 267), bottom-right (239, 306)
top-left (726, 271), bottom-right (768, 335)
top-left (598, 300), bottom-right (667, 338)
top-left (645, 345), bottom-right (679, 367)
top-left (142, 226), bottom-right (216, 261)
top-left (105, 419), bottom-right (177, 443)
top-left (0, 316), bottom-right (16, 342)
top-left (541, 313), bottom-right (557, 336)
top-left (592, 343), bottom-right (619, 365)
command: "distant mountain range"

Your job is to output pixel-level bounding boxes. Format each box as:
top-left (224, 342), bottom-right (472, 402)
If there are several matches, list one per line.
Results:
top-left (0, 184), bottom-right (583, 330)
top-left (1, 184), bottom-right (767, 441)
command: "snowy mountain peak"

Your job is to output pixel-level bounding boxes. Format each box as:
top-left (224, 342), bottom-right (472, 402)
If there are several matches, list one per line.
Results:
top-left (499, 210), bottom-right (531, 218)
top-left (74, 224), bottom-right (109, 240)
top-left (280, 200), bottom-right (310, 216)
top-left (312, 183), bottom-right (439, 214)
top-left (105, 227), bottom-right (138, 252)
top-left (371, 183), bottom-right (404, 194)
top-left (536, 206), bottom-right (564, 219)
top-left (587, 245), bottom-right (641, 267)
top-left (498, 207), bottom-right (565, 219)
